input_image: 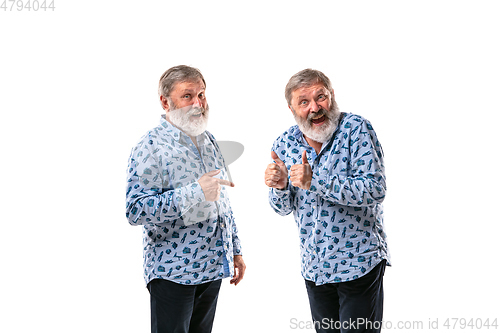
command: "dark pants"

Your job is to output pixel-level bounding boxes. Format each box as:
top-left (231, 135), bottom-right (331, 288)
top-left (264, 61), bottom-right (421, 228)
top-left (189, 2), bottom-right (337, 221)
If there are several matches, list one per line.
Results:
top-left (147, 278), bottom-right (222, 333)
top-left (305, 260), bottom-right (386, 333)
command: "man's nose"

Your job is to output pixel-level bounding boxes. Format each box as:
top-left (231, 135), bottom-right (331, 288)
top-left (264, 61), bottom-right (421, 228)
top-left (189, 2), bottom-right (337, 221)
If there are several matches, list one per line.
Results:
top-left (309, 100), bottom-right (319, 112)
top-left (192, 97), bottom-right (202, 108)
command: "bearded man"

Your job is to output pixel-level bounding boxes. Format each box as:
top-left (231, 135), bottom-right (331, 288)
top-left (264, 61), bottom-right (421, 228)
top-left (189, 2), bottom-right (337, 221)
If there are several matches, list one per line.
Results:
top-left (126, 65), bottom-right (245, 333)
top-left (265, 69), bottom-right (390, 333)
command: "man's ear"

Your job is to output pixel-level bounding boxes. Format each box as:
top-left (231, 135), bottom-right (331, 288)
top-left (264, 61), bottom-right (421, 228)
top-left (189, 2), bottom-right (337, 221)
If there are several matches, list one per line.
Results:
top-left (160, 95), bottom-right (170, 112)
top-left (328, 89), bottom-right (335, 105)
top-left (288, 104), bottom-right (294, 115)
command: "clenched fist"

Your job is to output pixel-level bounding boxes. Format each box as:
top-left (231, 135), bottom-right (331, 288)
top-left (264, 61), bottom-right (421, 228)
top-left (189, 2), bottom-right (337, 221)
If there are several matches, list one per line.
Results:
top-left (198, 169), bottom-right (234, 201)
top-left (265, 151), bottom-right (288, 190)
top-left (290, 150), bottom-right (312, 190)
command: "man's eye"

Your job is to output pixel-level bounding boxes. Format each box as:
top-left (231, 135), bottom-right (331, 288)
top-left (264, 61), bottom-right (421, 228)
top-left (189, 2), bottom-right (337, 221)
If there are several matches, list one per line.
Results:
top-left (198, 93), bottom-right (205, 99)
top-left (183, 94), bottom-right (191, 99)
top-left (318, 94), bottom-right (326, 100)
top-left (300, 100), bottom-right (308, 105)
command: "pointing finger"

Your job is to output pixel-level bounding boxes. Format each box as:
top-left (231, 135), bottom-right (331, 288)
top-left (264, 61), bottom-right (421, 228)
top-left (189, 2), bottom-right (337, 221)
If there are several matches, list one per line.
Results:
top-left (217, 179), bottom-right (235, 187)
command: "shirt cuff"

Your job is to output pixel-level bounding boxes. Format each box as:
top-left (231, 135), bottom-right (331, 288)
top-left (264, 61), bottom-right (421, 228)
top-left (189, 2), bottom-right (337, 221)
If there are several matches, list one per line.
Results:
top-left (271, 186), bottom-right (290, 198)
top-left (191, 181), bottom-right (207, 202)
top-left (232, 239), bottom-right (243, 256)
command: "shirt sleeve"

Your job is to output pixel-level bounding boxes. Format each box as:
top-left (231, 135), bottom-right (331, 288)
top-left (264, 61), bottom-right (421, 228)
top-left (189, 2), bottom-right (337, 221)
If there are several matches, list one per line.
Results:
top-left (125, 138), bottom-right (206, 226)
top-left (268, 141), bottom-right (295, 215)
top-left (231, 218), bottom-right (243, 255)
top-left (309, 119), bottom-right (386, 207)
top-left (268, 186), bottom-right (294, 216)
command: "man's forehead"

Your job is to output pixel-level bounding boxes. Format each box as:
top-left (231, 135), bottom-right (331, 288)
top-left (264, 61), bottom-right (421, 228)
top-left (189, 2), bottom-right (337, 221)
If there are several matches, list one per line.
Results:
top-left (174, 79), bottom-right (205, 92)
top-left (293, 84), bottom-right (328, 99)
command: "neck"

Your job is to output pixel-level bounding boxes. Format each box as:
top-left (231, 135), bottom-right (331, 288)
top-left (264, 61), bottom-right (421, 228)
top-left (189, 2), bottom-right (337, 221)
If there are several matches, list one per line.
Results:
top-left (304, 136), bottom-right (323, 154)
top-left (189, 135), bottom-right (198, 147)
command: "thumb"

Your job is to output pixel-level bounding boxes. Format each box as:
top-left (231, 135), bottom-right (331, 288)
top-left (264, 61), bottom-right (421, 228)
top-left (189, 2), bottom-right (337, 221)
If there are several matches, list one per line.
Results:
top-left (301, 150), bottom-right (309, 165)
top-left (205, 169), bottom-right (221, 177)
top-left (271, 151), bottom-right (284, 165)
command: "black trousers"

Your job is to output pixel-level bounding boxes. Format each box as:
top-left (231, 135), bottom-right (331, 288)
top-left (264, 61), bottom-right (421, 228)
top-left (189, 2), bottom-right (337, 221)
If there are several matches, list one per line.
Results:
top-left (147, 278), bottom-right (222, 333)
top-left (305, 260), bottom-right (386, 333)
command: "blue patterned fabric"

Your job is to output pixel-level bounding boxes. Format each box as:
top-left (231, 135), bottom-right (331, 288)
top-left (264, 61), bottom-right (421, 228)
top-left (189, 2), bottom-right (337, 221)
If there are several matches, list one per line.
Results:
top-left (126, 116), bottom-right (242, 286)
top-left (269, 113), bottom-right (390, 285)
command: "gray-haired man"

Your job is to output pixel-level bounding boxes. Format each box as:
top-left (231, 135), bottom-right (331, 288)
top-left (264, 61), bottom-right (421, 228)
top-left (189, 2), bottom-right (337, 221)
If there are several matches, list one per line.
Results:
top-left (126, 65), bottom-right (245, 333)
top-left (265, 69), bottom-right (390, 333)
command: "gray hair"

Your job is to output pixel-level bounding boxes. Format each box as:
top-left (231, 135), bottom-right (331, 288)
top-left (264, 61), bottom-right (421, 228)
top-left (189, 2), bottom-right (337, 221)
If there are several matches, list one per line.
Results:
top-left (158, 65), bottom-right (206, 98)
top-left (285, 69), bottom-right (333, 106)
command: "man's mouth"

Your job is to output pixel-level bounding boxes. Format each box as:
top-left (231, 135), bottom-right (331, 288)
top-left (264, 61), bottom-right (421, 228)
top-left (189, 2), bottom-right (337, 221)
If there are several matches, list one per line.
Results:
top-left (189, 108), bottom-right (204, 118)
top-left (310, 114), bottom-right (326, 125)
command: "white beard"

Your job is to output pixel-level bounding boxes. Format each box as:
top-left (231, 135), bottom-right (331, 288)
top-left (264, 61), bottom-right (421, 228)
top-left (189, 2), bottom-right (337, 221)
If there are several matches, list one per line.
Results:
top-left (168, 104), bottom-right (210, 137)
top-left (294, 101), bottom-right (341, 143)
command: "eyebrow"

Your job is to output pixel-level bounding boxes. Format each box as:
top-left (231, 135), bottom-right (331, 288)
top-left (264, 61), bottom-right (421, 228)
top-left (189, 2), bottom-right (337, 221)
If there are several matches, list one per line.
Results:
top-left (181, 88), bottom-right (205, 94)
top-left (295, 89), bottom-right (327, 101)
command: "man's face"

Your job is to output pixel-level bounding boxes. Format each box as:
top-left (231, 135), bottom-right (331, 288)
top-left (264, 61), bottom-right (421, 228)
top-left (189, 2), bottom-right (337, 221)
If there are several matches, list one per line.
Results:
top-left (161, 79), bottom-right (209, 137)
top-left (289, 83), bottom-right (338, 143)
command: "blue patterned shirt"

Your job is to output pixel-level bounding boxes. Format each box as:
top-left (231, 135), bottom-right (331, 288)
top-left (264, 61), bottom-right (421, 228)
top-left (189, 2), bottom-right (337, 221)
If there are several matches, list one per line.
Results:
top-left (126, 116), bottom-right (242, 286)
top-left (269, 113), bottom-right (390, 285)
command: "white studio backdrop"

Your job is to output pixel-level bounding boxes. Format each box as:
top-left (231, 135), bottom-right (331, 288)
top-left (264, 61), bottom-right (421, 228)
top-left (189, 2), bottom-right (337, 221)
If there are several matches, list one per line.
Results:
top-left (1, 1), bottom-right (499, 332)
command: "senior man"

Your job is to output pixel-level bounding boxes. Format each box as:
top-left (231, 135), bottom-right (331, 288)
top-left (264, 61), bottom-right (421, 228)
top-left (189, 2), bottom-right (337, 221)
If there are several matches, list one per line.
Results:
top-left (265, 69), bottom-right (390, 333)
top-left (126, 65), bottom-right (245, 333)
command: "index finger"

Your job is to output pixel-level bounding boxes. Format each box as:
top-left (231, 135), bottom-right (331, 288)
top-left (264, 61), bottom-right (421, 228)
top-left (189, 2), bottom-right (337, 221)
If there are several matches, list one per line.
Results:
top-left (216, 178), bottom-right (235, 187)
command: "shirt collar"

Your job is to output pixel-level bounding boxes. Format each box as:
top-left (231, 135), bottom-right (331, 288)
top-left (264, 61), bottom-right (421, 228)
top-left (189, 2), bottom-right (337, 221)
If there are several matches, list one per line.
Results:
top-left (291, 112), bottom-right (345, 152)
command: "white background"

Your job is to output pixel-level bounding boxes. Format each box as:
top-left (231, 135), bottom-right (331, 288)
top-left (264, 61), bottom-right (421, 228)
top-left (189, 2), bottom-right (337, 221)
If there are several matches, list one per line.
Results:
top-left (1, 1), bottom-right (499, 332)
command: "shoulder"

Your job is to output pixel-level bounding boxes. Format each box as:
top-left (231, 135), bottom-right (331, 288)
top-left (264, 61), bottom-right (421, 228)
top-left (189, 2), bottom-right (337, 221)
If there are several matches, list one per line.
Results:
top-left (130, 124), bottom-right (165, 156)
top-left (340, 113), bottom-right (369, 128)
top-left (339, 113), bottom-right (378, 135)
top-left (272, 125), bottom-right (301, 148)
top-left (340, 113), bottom-right (384, 155)
top-left (203, 130), bottom-right (222, 153)
top-left (204, 130), bottom-right (217, 142)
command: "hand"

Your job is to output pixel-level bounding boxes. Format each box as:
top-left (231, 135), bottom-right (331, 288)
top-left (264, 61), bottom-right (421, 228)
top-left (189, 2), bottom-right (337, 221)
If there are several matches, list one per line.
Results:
top-left (290, 150), bottom-right (312, 190)
top-left (198, 169), bottom-right (234, 201)
top-left (265, 151), bottom-right (288, 190)
top-left (230, 255), bottom-right (246, 286)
